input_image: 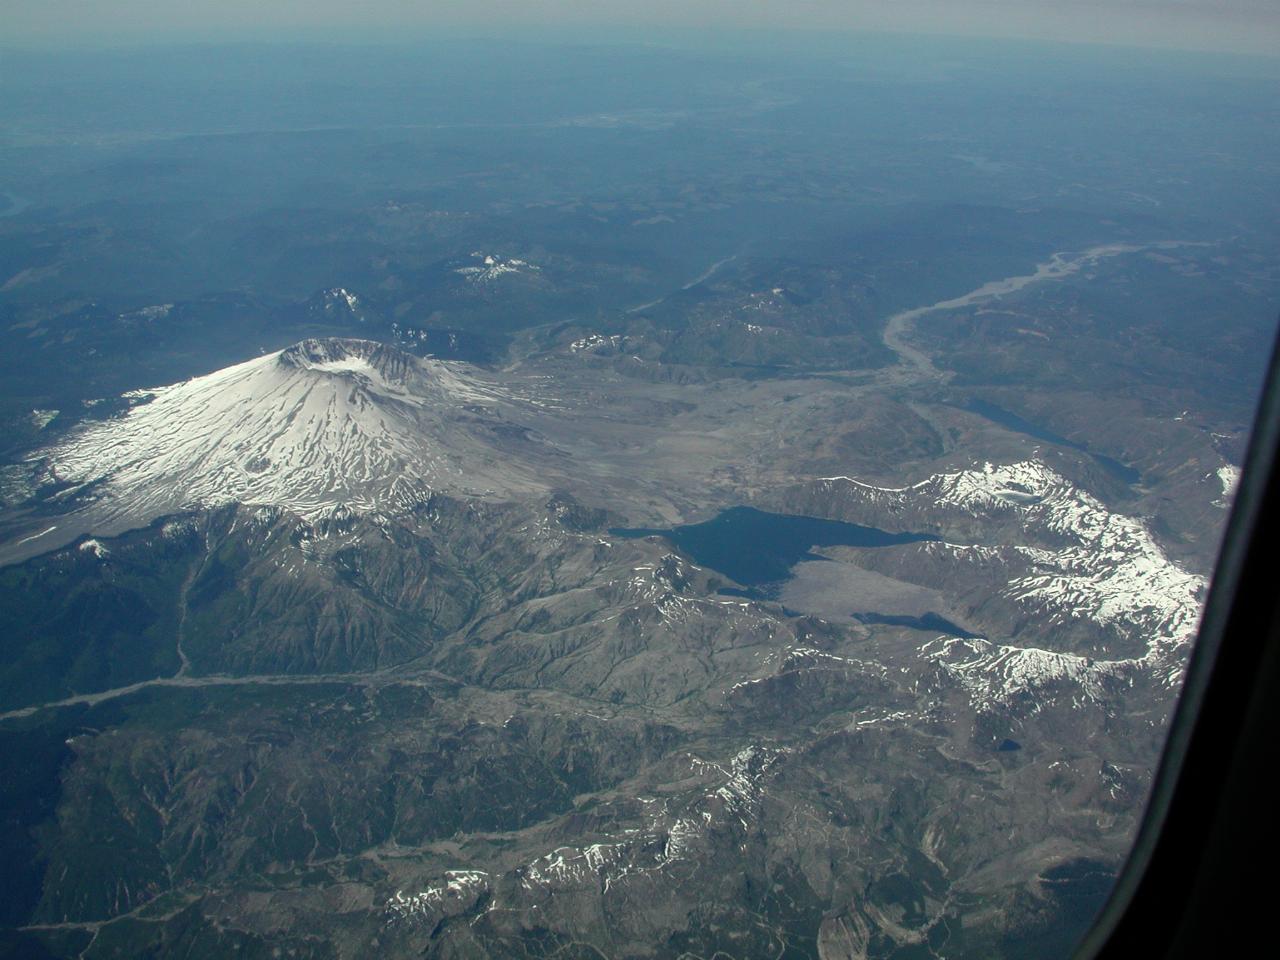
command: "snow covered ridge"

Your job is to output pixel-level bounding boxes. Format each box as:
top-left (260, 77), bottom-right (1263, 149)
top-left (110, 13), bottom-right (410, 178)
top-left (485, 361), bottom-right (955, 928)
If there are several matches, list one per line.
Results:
top-left (330, 287), bottom-right (359, 311)
top-left (455, 252), bottom-right (540, 283)
top-left (305, 288), bottom-right (371, 324)
top-left (386, 871), bottom-right (489, 924)
top-left (818, 461), bottom-right (1207, 697)
top-left (569, 332), bottom-right (624, 353)
top-left (382, 744), bottom-right (786, 926)
top-left (27, 339), bottom-right (550, 540)
top-left (1213, 464), bottom-right (1240, 508)
top-left (316, 287), bottom-right (362, 315)
top-left (920, 637), bottom-right (1133, 709)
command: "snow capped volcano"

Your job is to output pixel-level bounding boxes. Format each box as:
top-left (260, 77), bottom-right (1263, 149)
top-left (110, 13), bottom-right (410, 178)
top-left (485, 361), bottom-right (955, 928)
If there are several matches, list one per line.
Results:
top-left (26, 339), bottom-right (554, 549)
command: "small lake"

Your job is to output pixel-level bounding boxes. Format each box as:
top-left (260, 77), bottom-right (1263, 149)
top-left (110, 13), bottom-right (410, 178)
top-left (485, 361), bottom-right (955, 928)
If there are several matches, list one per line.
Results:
top-left (851, 611), bottom-right (980, 638)
top-left (612, 506), bottom-right (939, 586)
top-left (965, 400), bottom-right (1141, 485)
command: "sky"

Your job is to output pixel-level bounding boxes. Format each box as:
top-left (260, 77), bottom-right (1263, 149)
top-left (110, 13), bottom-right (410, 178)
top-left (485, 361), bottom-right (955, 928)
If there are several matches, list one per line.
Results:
top-left (3, 0), bottom-right (1279, 56)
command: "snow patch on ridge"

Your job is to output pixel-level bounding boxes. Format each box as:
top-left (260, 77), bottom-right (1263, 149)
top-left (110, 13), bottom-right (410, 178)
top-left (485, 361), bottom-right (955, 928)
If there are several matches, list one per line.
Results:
top-left (78, 538), bottom-right (108, 559)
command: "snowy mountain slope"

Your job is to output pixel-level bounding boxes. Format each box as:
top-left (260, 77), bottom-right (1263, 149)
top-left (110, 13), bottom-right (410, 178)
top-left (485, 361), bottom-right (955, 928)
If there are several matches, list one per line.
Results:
top-left (23, 339), bottom-right (556, 552)
top-left (782, 461), bottom-right (1207, 702)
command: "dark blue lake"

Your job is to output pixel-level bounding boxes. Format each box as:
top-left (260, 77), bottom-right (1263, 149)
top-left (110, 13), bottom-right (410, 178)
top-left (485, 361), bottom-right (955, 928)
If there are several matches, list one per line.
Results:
top-left (965, 400), bottom-right (1141, 485)
top-left (612, 506), bottom-right (939, 586)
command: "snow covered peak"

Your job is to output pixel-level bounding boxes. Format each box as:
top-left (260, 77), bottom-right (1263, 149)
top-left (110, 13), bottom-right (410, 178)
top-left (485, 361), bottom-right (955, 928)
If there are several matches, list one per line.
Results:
top-left (22, 339), bottom-right (553, 554)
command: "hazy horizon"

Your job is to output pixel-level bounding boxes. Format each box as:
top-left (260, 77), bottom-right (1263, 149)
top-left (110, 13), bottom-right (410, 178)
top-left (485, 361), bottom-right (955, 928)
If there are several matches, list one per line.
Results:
top-left (4, 0), bottom-right (1280, 58)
